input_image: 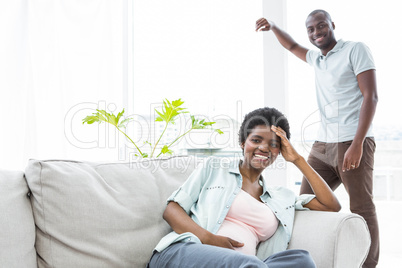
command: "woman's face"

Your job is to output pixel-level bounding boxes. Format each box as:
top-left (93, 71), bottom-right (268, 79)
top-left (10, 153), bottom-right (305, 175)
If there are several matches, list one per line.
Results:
top-left (241, 125), bottom-right (281, 170)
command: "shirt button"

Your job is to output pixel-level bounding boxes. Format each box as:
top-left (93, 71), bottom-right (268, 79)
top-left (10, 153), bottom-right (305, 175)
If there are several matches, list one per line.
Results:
top-left (284, 224), bottom-right (287, 227)
top-left (226, 205), bottom-right (229, 208)
top-left (188, 238), bottom-right (191, 241)
top-left (218, 221), bottom-right (221, 224)
top-left (275, 211), bottom-right (277, 213)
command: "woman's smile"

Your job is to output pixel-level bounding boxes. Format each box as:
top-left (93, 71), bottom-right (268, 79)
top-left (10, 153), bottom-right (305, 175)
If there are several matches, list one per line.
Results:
top-left (253, 153), bottom-right (270, 161)
top-left (242, 125), bottom-right (281, 169)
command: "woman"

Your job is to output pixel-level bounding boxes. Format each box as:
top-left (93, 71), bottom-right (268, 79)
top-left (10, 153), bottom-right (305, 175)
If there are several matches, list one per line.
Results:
top-left (148, 107), bottom-right (341, 268)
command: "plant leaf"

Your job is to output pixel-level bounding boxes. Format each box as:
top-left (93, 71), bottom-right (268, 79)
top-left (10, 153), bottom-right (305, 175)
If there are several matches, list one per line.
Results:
top-left (118, 117), bottom-right (133, 128)
top-left (172, 99), bottom-right (184, 107)
top-left (116, 109), bottom-right (125, 122)
top-left (82, 114), bottom-right (100, 124)
top-left (161, 145), bottom-right (173, 155)
top-left (155, 110), bottom-right (166, 122)
top-left (83, 107), bottom-right (145, 157)
top-left (189, 115), bottom-right (223, 135)
top-left (215, 129), bottom-right (224, 134)
top-left (155, 98), bottom-right (188, 125)
top-left (96, 110), bottom-right (109, 123)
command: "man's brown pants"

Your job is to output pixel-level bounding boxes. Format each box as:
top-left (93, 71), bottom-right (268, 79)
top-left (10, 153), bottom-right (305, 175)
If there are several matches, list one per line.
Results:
top-left (300, 137), bottom-right (379, 268)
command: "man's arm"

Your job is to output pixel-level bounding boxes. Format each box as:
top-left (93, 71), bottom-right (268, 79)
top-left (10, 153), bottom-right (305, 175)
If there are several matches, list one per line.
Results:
top-left (342, 69), bottom-right (378, 172)
top-left (256, 17), bottom-right (308, 62)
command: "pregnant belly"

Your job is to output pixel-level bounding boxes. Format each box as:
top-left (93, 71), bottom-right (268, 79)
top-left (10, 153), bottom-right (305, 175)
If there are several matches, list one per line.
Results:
top-left (216, 218), bottom-right (259, 256)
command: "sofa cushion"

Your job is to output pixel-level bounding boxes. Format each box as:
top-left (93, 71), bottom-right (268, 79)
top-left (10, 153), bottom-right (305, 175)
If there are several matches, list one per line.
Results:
top-left (25, 156), bottom-right (197, 268)
top-left (0, 169), bottom-right (37, 268)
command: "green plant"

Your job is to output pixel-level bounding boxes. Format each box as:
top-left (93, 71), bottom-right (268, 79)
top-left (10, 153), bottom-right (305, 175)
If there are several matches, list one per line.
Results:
top-left (82, 98), bottom-right (223, 158)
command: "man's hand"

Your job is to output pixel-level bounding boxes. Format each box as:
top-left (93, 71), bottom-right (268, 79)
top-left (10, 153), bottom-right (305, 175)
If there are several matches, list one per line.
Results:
top-left (204, 234), bottom-right (244, 250)
top-left (256, 18), bottom-right (273, 32)
top-left (255, 17), bottom-right (308, 62)
top-left (342, 142), bottom-right (363, 172)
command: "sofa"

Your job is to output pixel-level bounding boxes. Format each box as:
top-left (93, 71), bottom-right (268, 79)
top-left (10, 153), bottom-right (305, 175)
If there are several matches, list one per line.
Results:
top-left (1, 156), bottom-right (371, 268)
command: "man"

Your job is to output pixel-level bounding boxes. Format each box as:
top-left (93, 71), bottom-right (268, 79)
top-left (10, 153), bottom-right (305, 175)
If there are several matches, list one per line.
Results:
top-left (256, 10), bottom-right (379, 268)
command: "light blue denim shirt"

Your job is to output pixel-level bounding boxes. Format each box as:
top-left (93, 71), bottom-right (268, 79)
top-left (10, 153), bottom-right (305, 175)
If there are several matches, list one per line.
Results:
top-left (154, 156), bottom-right (315, 258)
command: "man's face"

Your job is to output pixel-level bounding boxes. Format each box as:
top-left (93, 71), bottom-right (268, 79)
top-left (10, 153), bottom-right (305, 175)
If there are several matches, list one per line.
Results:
top-left (306, 12), bottom-right (336, 51)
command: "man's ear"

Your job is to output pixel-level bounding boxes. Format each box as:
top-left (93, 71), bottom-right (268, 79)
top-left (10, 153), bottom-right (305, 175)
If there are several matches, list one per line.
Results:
top-left (241, 142), bottom-right (244, 149)
top-left (332, 22), bottom-right (336, 30)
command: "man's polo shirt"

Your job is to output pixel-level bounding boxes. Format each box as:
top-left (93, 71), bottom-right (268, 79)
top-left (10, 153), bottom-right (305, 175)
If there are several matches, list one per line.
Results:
top-left (306, 39), bottom-right (376, 143)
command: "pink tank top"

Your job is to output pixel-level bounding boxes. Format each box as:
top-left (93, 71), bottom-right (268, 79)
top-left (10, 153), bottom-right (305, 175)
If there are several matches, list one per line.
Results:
top-left (216, 189), bottom-right (279, 255)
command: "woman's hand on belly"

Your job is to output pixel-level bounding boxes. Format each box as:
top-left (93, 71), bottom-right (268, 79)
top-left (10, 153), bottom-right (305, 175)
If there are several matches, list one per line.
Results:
top-left (204, 234), bottom-right (244, 250)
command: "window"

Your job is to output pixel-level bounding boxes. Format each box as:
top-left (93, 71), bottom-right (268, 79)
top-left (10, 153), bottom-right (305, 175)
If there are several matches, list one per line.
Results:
top-left (130, 0), bottom-right (264, 156)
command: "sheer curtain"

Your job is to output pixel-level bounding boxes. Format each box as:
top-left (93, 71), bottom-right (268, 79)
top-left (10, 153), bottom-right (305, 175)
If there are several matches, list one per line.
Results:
top-left (0, 0), bottom-right (125, 170)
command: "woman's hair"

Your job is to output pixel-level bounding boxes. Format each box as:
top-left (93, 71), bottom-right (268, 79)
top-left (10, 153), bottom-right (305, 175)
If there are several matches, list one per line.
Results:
top-left (238, 107), bottom-right (290, 146)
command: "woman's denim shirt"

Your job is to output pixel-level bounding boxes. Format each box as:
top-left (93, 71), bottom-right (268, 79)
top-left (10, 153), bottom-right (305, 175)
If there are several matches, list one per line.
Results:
top-left (154, 156), bottom-right (315, 258)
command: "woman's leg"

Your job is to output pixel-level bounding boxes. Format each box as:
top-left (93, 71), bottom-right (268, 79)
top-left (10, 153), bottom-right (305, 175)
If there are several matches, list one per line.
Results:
top-left (148, 242), bottom-right (266, 268)
top-left (263, 249), bottom-right (316, 268)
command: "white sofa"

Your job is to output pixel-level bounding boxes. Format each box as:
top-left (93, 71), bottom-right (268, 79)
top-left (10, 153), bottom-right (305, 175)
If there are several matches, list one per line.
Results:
top-left (0, 156), bottom-right (370, 268)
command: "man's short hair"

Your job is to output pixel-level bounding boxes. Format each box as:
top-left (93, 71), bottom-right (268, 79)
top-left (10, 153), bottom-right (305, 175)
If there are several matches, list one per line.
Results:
top-left (307, 9), bottom-right (333, 22)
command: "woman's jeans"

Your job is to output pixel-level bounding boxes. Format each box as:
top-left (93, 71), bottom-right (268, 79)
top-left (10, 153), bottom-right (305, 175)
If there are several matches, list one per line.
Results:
top-left (147, 242), bottom-right (316, 268)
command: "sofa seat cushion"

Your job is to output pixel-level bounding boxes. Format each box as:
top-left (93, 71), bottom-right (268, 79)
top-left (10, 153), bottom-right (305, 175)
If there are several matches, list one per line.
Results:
top-left (25, 156), bottom-right (197, 268)
top-left (0, 169), bottom-right (37, 268)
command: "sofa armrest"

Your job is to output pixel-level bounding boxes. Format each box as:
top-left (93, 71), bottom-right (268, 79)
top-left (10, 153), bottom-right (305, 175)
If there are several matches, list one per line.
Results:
top-left (289, 211), bottom-right (370, 268)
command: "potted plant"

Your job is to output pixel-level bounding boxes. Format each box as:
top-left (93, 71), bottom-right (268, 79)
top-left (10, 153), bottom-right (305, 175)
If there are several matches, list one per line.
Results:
top-left (83, 98), bottom-right (222, 158)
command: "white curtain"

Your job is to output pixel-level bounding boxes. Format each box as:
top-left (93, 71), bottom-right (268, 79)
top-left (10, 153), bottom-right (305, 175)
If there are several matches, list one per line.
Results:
top-left (0, 0), bottom-right (124, 170)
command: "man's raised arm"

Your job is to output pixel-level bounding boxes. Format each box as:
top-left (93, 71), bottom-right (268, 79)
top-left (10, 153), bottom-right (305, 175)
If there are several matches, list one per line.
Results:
top-left (256, 18), bottom-right (308, 62)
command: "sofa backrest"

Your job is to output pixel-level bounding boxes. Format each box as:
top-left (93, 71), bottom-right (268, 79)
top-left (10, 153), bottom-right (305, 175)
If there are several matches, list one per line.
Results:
top-left (0, 169), bottom-right (37, 267)
top-left (24, 156), bottom-right (198, 268)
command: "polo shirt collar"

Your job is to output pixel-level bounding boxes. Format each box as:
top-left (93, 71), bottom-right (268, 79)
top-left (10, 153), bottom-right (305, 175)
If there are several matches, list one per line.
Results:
top-left (320, 39), bottom-right (344, 57)
top-left (228, 157), bottom-right (272, 197)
